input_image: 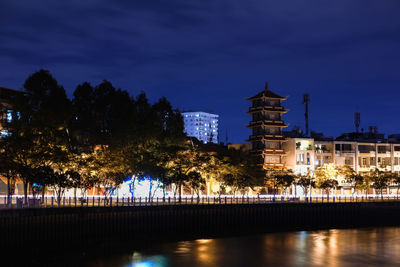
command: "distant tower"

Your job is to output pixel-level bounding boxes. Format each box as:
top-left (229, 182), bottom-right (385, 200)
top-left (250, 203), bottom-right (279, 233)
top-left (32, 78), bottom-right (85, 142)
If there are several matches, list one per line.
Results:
top-left (246, 81), bottom-right (288, 169)
top-left (354, 112), bottom-right (360, 133)
top-left (302, 94), bottom-right (310, 137)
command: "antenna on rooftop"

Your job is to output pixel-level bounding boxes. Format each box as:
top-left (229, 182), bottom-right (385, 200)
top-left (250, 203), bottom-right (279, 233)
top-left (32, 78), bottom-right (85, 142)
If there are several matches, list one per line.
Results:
top-left (225, 128), bottom-right (228, 145)
top-left (302, 94), bottom-right (310, 137)
top-left (354, 112), bottom-right (360, 133)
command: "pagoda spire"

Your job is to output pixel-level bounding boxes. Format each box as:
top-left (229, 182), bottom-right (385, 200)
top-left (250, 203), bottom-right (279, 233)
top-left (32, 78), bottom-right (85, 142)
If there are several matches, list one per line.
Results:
top-left (265, 81), bottom-right (269, 91)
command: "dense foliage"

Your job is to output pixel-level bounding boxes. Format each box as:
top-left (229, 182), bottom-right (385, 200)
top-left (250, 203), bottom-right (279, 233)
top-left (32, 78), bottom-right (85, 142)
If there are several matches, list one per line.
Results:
top-left (0, 70), bottom-right (264, 203)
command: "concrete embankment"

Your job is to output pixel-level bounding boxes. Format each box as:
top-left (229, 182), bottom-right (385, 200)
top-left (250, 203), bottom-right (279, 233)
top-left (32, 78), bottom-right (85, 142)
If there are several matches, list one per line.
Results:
top-left (1, 202), bottom-right (400, 252)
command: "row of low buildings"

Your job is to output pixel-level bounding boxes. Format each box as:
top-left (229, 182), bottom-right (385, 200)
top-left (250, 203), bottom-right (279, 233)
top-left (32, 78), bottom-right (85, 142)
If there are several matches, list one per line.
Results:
top-left (232, 81), bottom-right (400, 194)
top-left (284, 138), bottom-right (400, 176)
top-left (244, 81), bottom-right (400, 176)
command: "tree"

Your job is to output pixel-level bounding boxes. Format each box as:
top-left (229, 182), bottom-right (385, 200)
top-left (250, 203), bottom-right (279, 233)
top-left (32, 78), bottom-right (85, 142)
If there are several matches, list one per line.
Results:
top-left (218, 147), bottom-right (265, 196)
top-left (392, 172), bottom-right (400, 197)
top-left (0, 145), bottom-right (19, 205)
top-left (340, 165), bottom-right (362, 195)
top-left (266, 169), bottom-right (294, 196)
top-left (318, 179), bottom-right (338, 199)
top-left (369, 169), bottom-right (390, 199)
top-left (275, 170), bottom-right (295, 195)
top-left (359, 174), bottom-right (373, 197)
top-left (49, 170), bottom-right (80, 205)
top-left (296, 175), bottom-right (313, 197)
top-left (9, 70), bottom-right (73, 204)
top-left (187, 171), bottom-right (205, 200)
top-left (71, 82), bottom-right (96, 150)
top-left (94, 148), bottom-right (130, 200)
top-left (314, 164), bottom-right (340, 198)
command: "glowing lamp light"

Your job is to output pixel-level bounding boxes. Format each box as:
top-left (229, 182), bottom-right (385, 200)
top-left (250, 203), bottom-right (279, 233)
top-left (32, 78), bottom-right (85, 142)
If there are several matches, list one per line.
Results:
top-left (130, 254), bottom-right (168, 267)
top-left (119, 177), bottom-right (164, 198)
top-left (134, 262), bottom-right (153, 267)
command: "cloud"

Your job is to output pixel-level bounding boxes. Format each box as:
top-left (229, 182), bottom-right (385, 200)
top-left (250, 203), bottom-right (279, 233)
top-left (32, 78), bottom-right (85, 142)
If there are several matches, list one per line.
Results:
top-left (1, 0), bottom-right (400, 142)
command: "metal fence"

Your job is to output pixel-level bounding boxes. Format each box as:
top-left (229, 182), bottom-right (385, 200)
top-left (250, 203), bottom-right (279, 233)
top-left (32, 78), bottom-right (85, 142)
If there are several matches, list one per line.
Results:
top-left (1, 194), bottom-right (400, 209)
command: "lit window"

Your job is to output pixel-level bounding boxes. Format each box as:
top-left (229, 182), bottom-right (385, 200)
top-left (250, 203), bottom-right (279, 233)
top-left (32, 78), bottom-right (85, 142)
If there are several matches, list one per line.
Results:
top-left (7, 110), bottom-right (12, 123)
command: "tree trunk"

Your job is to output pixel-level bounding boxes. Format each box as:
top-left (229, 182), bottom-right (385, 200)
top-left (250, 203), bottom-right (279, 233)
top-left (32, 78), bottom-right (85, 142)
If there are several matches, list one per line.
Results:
top-left (148, 180), bottom-right (153, 200)
top-left (179, 184), bottom-right (182, 203)
top-left (6, 176), bottom-right (10, 205)
top-left (23, 181), bottom-right (28, 204)
top-left (41, 186), bottom-right (45, 204)
top-left (57, 188), bottom-right (62, 206)
top-left (130, 177), bottom-right (136, 198)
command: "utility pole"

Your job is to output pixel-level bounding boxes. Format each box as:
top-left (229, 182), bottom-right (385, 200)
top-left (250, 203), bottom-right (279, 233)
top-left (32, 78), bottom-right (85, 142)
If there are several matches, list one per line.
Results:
top-left (354, 112), bottom-right (360, 133)
top-left (302, 94), bottom-right (310, 137)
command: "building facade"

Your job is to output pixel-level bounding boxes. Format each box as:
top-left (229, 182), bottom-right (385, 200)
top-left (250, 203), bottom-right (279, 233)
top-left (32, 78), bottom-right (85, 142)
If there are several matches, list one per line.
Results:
top-left (246, 82), bottom-right (288, 168)
top-left (283, 138), bottom-right (315, 176)
top-left (182, 111), bottom-right (219, 144)
top-left (282, 138), bottom-right (400, 175)
top-left (0, 86), bottom-right (24, 195)
top-left (0, 86), bottom-right (22, 137)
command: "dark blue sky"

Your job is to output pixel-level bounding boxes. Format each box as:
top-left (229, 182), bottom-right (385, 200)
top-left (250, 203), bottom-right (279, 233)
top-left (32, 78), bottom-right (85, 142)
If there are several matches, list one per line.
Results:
top-left (1, 0), bottom-right (400, 143)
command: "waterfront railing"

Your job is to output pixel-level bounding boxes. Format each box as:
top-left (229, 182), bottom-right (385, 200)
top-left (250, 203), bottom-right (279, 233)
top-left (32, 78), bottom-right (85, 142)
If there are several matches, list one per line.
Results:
top-left (1, 194), bottom-right (400, 209)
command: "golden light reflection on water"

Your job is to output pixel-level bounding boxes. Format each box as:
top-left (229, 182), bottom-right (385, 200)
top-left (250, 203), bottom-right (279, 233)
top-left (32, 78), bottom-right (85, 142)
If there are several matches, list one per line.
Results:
top-left (174, 241), bottom-right (192, 255)
top-left (195, 238), bottom-right (216, 265)
top-left (123, 228), bottom-right (400, 267)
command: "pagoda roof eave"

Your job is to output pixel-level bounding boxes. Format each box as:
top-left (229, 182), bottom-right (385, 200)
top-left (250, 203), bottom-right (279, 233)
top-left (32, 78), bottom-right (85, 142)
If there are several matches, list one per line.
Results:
top-left (246, 95), bottom-right (288, 101)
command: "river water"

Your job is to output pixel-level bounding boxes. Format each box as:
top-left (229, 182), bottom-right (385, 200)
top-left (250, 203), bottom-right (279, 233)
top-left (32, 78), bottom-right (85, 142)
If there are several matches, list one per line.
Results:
top-left (81, 227), bottom-right (400, 267)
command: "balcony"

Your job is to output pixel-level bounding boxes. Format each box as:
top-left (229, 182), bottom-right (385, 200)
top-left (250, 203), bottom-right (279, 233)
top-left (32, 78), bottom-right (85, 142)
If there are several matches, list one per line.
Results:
top-left (247, 134), bottom-right (286, 142)
top-left (263, 148), bottom-right (285, 155)
top-left (246, 120), bottom-right (288, 128)
top-left (247, 106), bottom-right (287, 114)
top-left (263, 163), bottom-right (285, 169)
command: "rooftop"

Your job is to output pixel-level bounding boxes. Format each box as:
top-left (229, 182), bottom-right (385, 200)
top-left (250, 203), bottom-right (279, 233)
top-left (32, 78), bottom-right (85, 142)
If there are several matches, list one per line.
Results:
top-left (247, 81), bottom-right (287, 100)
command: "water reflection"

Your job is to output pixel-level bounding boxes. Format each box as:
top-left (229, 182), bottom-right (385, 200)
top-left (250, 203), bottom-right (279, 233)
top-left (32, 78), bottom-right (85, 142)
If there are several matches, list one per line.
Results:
top-left (116, 228), bottom-right (400, 267)
top-left (128, 252), bottom-right (168, 267)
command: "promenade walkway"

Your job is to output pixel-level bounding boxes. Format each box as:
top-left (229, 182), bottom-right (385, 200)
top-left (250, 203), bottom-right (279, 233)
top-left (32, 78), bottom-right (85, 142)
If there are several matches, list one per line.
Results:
top-left (1, 194), bottom-right (399, 209)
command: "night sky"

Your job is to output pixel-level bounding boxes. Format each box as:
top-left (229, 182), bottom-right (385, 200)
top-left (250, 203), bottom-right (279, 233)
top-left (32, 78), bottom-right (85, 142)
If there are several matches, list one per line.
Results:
top-left (1, 1), bottom-right (400, 143)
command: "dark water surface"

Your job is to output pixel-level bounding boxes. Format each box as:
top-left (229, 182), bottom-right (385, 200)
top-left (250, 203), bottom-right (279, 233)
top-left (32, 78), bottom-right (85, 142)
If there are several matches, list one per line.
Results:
top-left (80, 227), bottom-right (400, 267)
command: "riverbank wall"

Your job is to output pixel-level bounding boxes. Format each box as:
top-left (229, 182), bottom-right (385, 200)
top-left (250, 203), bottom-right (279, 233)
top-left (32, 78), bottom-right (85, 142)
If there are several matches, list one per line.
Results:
top-left (1, 202), bottom-right (400, 252)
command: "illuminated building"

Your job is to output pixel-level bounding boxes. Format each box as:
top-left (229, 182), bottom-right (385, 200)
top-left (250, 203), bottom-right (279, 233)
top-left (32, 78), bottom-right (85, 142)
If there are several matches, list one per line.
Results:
top-left (182, 111), bottom-right (219, 144)
top-left (0, 86), bottom-right (22, 137)
top-left (246, 81), bottom-right (288, 168)
top-left (283, 138), bottom-right (315, 176)
top-left (0, 86), bottom-right (24, 195)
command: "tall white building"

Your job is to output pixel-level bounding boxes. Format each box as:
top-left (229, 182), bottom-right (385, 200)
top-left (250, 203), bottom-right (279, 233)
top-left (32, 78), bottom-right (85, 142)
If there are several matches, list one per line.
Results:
top-left (182, 111), bottom-right (219, 144)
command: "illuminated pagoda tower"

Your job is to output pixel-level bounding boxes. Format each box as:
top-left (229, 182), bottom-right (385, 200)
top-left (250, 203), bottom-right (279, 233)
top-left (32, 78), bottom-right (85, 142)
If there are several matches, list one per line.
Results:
top-left (246, 81), bottom-right (288, 169)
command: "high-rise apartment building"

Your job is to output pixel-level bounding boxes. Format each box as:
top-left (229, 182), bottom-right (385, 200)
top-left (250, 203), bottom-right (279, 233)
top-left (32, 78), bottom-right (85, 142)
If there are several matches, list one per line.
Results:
top-left (182, 111), bottom-right (219, 144)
